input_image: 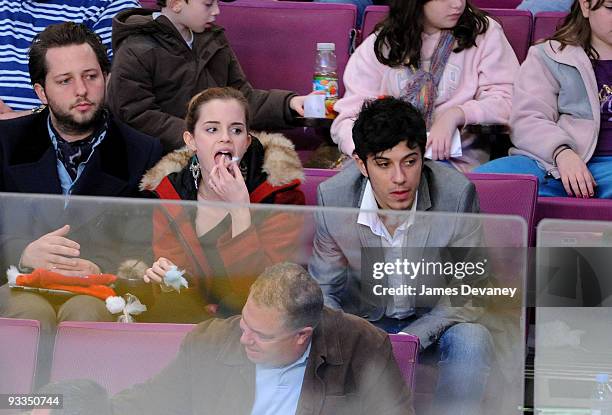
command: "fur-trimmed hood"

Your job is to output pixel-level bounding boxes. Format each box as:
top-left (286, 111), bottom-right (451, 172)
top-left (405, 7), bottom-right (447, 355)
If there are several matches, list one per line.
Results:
top-left (140, 131), bottom-right (304, 192)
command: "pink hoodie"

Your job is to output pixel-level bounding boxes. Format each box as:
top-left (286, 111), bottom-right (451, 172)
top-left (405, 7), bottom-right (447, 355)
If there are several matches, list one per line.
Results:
top-left (331, 17), bottom-right (519, 172)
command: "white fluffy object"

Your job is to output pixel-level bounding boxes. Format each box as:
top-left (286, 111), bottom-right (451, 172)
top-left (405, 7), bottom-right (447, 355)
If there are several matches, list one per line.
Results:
top-left (538, 320), bottom-right (585, 349)
top-left (107, 294), bottom-right (147, 323)
top-left (163, 266), bottom-right (188, 292)
top-left (6, 266), bottom-right (20, 285)
top-left (124, 294), bottom-right (147, 315)
top-left (105, 296), bottom-right (126, 314)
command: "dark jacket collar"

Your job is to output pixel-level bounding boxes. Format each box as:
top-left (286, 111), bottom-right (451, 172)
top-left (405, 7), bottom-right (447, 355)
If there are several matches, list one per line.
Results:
top-left (144, 131), bottom-right (304, 203)
top-left (7, 107), bottom-right (130, 196)
top-left (112, 8), bottom-right (227, 69)
top-left (216, 308), bottom-right (344, 368)
top-left (164, 137), bottom-right (269, 201)
top-left (212, 309), bottom-right (345, 415)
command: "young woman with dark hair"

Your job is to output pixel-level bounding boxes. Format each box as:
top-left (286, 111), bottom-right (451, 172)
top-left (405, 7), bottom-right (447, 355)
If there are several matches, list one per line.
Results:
top-left (475, 0), bottom-right (612, 198)
top-left (331, 0), bottom-right (519, 172)
top-left (139, 87), bottom-right (305, 322)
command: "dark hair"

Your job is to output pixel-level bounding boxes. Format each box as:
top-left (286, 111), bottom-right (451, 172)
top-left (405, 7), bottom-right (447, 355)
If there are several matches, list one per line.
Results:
top-left (352, 96), bottom-right (427, 161)
top-left (36, 379), bottom-right (110, 415)
top-left (156, 0), bottom-right (179, 7)
top-left (548, 0), bottom-right (606, 61)
top-left (185, 87), bottom-right (250, 134)
top-left (157, 0), bottom-right (234, 7)
top-left (250, 262), bottom-right (323, 331)
top-left (374, 0), bottom-right (489, 68)
top-left (28, 22), bottom-right (110, 87)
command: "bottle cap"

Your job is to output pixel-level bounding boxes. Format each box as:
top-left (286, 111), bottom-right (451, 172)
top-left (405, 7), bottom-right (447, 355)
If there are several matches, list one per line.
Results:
top-left (317, 43), bottom-right (335, 51)
top-left (597, 373), bottom-right (609, 383)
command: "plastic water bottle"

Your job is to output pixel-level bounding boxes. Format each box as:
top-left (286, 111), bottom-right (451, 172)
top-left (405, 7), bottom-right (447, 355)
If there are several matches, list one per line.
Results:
top-left (591, 373), bottom-right (612, 415)
top-left (313, 42), bottom-right (338, 119)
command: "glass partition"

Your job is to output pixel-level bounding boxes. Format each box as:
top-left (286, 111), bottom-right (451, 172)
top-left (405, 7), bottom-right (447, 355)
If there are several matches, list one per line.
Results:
top-left (535, 219), bottom-right (612, 414)
top-left (0, 193), bottom-right (526, 414)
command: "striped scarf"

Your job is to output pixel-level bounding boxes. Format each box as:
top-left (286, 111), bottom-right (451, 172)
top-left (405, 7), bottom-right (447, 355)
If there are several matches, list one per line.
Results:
top-left (400, 30), bottom-right (455, 129)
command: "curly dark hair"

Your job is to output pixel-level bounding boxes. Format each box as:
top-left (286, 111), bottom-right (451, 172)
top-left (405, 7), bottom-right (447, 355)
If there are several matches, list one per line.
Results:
top-left (373, 0), bottom-right (489, 68)
top-left (548, 0), bottom-right (606, 61)
top-left (352, 96), bottom-right (427, 161)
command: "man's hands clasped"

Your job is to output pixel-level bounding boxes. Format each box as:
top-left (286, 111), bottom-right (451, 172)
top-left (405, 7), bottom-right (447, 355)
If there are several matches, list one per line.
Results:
top-left (20, 225), bottom-right (101, 276)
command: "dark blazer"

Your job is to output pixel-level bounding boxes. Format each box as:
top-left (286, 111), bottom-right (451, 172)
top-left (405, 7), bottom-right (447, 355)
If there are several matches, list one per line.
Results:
top-left (112, 307), bottom-right (414, 415)
top-left (0, 108), bottom-right (162, 278)
top-left (308, 161), bottom-right (483, 349)
top-left (0, 108), bottom-right (162, 196)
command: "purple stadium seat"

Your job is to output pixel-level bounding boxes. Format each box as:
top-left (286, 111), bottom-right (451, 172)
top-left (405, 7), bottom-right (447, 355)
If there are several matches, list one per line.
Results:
top-left (532, 11), bottom-right (567, 44)
top-left (303, 167), bottom-right (340, 205)
top-left (0, 318), bottom-right (40, 394)
top-left (466, 173), bottom-right (538, 245)
top-left (361, 5), bottom-right (388, 40)
top-left (51, 322), bottom-right (194, 394)
top-left (486, 8), bottom-right (532, 62)
top-left (293, 168), bottom-right (340, 264)
top-left (471, 0), bottom-right (522, 8)
top-left (389, 333), bottom-right (419, 391)
top-left (535, 197), bottom-right (612, 227)
top-left (217, 1), bottom-right (357, 96)
top-left (139, 0), bottom-right (159, 9)
top-left (361, 6), bottom-right (532, 63)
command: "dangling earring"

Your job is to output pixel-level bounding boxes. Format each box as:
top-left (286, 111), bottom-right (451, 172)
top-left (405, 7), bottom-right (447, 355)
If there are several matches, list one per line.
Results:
top-left (239, 157), bottom-right (248, 180)
top-left (189, 155), bottom-right (201, 190)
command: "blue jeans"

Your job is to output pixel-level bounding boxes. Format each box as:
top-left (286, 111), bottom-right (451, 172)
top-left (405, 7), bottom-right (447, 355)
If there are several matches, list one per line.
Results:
top-left (426, 323), bottom-right (493, 415)
top-left (374, 319), bottom-right (493, 415)
top-left (474, 155), bottom-right (612, 198)
top-left (516, 0), bottom-right (573, 14)
top-left (314, 0), bottom-right (373, 26)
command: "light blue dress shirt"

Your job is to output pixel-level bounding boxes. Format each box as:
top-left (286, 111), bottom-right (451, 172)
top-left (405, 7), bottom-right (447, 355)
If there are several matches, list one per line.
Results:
top-left (250, 341), bottom-right (312, 415)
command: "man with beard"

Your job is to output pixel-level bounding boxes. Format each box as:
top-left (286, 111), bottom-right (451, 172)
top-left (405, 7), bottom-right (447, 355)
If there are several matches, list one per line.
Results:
top-left (0, 22), bottom-right (162, 327)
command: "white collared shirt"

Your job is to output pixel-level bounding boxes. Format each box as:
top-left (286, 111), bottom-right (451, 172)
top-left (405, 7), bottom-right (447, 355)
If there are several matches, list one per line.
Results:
top-left (357, 180), bottom-right (418, 318)
top-left (357, 180), bottom-right (417, 247)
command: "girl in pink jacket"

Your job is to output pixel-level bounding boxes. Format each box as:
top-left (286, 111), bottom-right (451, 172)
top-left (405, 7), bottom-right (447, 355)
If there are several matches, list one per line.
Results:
top-left (331, 0), bottom-right (519, 172)
top-left (475, 0), bottom-right (612, 198)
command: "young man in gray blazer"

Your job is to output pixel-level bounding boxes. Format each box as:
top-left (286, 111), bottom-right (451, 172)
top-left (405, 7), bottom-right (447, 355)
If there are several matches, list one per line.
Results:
top-left (308, 97), bottom-right (493, 415)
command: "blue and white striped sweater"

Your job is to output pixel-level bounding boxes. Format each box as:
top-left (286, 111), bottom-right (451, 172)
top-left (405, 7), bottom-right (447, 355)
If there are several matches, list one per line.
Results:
top-left (0, 0), bottom-right (140, 111)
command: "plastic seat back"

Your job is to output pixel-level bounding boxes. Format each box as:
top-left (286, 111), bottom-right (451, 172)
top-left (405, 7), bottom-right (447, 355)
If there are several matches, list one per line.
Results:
top-left (486, 8), bottom-right (533, 62)
top-left (532, 11), bottom-right (567, 43)
top-left (472, 0), bottom-right (521, 8)
top-left (303, 168), bottom-right (340, 206)
top-left (217, 1), bottom-right (357, 95)
top-left (361, 5), bottom-right (388, 41)
top-left (0, 318), bottom-right (40, 394)
top-left (51, 322), bottom-right (194, 394)
top-left (467, 173), bottom-right (538, 245)
top-left (389, 333), bottom-right (419, 392)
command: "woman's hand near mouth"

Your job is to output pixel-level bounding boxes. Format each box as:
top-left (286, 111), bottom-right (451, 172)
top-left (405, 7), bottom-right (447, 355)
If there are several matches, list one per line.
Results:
top-left (207, 158), bottom-right (252, 237)
top-left (208, 157), bottom-right (250, 204)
